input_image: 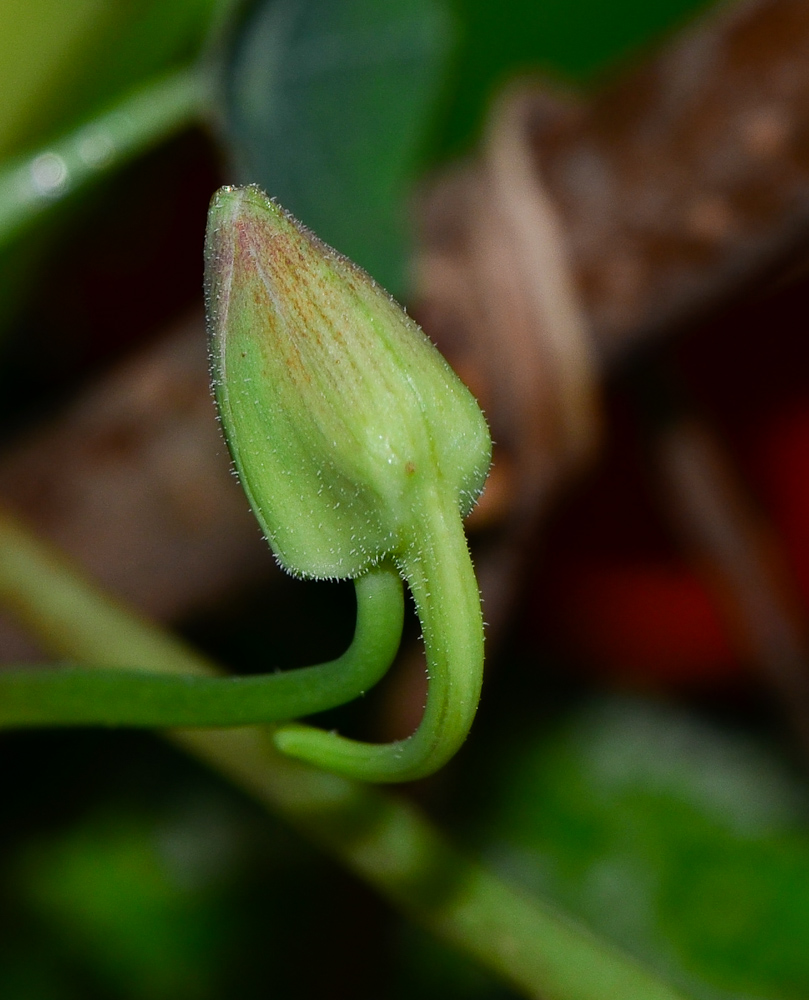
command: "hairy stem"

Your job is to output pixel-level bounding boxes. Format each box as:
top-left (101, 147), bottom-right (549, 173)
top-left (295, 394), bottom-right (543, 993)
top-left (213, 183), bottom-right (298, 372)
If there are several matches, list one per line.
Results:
top-left (0, 563), bottom-right (403, 728)
top-left (0, 507), bottom-right (692, 1000)
top-left (274, 489), bottom-right (483, 781)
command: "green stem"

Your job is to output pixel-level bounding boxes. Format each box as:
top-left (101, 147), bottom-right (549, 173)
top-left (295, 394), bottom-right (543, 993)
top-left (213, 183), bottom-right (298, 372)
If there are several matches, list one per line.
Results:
top-left (0, 507), bottom-right (692, 1000)
top-left (274, 487), bottom-right (483, 781)
top-left (0, 562), bottom-right (403, 728)
top-left (0, 65), bottom-right (208, 250)
top-left (183, 727), bottom-right (692, 1000)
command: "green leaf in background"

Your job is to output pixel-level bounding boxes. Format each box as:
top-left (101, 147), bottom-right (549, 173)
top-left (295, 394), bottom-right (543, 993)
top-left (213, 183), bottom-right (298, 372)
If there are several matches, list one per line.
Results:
top-left (480, 698), bottom-right (809, 1000)
top-left (7, 809), bottom-right (243, 1000)
top-left (0, 0), bottom-right (231, 339)
top-left (0, 0), bottom-right (225, 160)
top-left (0, 0), bottom-right (114, 159)
top-left (223, 0), bottom-right (452, 297)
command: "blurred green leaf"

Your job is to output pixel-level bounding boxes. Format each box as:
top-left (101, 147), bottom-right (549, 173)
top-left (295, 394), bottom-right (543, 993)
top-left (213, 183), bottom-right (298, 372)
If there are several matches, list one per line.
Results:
top-left (0, 0), bottom-right (230, 340)
top-left (0, 0), bottom-right (225, 160)
top-left (223, 0), bottom-right (452, 297)
top-left (0, 0), bottom-right (114, 159)
top-left (14, 811), bottom-right (240, 1000)
top-left (481, 698), bottom-right (809, 1000)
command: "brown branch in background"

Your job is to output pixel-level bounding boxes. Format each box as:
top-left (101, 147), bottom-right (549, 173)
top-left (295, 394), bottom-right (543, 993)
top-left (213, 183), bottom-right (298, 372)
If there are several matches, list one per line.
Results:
top-left (535, 0), bottom-right (809, 357)
top-left (418, 0), bottom-right (809, 517)
top-left (655, 417), bottom-right (809, 760)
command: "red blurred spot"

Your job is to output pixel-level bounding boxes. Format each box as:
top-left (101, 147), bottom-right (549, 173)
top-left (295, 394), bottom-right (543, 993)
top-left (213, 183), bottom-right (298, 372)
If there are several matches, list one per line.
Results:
top-left (543, 561), bottom-right (737, 686)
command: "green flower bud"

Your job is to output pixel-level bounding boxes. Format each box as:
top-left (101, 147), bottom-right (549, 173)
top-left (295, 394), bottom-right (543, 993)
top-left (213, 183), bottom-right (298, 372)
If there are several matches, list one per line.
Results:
top-left (205, 184), bottom-right (490, 783)
top-left (205, 184), bottom-right (490, 580)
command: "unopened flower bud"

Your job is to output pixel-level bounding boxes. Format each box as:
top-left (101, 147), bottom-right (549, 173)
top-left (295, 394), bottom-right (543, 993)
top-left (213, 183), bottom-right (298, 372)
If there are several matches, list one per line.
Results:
top-left (205, 184), bottom-right (491, 580)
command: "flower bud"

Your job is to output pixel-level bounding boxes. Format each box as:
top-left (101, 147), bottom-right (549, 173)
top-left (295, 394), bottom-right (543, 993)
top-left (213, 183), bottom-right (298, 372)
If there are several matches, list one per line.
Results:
top-left (205, 184), bottom-right (491, 580)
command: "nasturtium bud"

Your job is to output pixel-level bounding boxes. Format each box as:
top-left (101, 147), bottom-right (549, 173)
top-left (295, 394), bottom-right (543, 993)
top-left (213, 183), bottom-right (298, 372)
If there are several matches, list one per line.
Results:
top-left (205, 184), bottom-right (491, 580)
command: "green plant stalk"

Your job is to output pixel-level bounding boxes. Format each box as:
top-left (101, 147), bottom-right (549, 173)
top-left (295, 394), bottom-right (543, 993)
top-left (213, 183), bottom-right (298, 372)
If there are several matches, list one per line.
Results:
top-left (0, 65), bottom-right (208, 250)
top-left (0, 506), bottom-right (692, 1000)
top-left (276, 487), bottom-right (484, 781)
top-left (0, 562), bottom-right (403, 727)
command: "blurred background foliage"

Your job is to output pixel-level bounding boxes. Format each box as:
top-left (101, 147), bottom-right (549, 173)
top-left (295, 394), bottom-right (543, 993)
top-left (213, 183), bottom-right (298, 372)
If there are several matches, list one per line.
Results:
top-left (3, 0), bottom-right (808, 998)
top-left (0, 0), bottom-right (220, 158)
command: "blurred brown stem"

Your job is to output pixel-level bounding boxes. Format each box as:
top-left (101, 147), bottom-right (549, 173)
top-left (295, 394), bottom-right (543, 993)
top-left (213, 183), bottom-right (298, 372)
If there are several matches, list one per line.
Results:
top-left (656, 417), bottom-right (809, 759)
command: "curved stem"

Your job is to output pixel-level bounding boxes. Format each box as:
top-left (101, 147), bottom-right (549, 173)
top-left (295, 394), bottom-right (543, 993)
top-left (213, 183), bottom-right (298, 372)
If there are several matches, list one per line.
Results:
top-left (274, 490), bottom-right (484, 782)
top-left (0, 65), bottom-right (209, 250)
top-left (0, 562), bottom-right (403, 728)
